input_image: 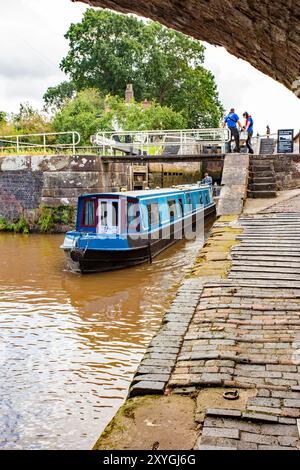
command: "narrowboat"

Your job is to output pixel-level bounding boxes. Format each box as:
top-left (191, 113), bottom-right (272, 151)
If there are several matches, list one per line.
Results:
top-left (61, 185), bottom-right (215, 273)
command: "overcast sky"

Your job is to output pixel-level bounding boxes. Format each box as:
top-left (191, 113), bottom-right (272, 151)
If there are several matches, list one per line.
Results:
top-left (0, 0), bottom-right (299, 134)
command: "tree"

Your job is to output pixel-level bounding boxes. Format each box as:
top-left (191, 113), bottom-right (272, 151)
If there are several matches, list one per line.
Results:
top-left (52, 89), bottom-right (187, 144)
top-left (52, 89), bottom-right (105, 144)
top-left (12, 103), bottom-right (52, 134)
top-left (43, 81), bottom-right (76, 111)
top-left (0, 111), bottom-right (6, 126)
top-left (46, 9), bottom-right (223, 128)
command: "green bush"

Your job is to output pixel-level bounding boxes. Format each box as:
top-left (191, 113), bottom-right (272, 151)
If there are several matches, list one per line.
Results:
top-left (0, 205), bottom-right (75, 234)
top-left (0, 216), bottom-right (30, 233)
top-left (37, 205), bottom-right (75, 232)
top-left (38, 207), bottom-right (54, 232)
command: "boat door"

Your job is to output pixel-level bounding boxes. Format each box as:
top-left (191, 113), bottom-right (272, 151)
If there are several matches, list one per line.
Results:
top-left (97, 198), bottom-right (120, 235)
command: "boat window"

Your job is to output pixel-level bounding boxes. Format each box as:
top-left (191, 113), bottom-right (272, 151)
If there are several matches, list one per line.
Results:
top-left (83, 199), bottom-right (96, 226)
top-left (178, 198), bottom-right (184, 217)
top-left (127, 203), bottom-right (140, 232)
top-left (100, 201), bottom-right (108, 226)
top-left (205, 193), bottom-right (210, 204)
top-left (147, 203), bottom-right (160, 228)
top-left (186, 194), bottom-right (192, 213)
top-left (200, 193), bottom-right (203, 205)
top-left (112, 201), bottom-right (119, 226)
top-left (168, 200), bottom-right (178, 221)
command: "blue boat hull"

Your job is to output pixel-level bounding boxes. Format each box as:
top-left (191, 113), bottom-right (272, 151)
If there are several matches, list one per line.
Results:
top-left (63, 204), bottom-right (215, 273)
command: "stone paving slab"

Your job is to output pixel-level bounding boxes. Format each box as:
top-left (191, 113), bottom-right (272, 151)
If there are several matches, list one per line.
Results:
top-left (129, 279), bottom-right (206, 397)
top-left (126, 196), bottom-right (300, 448)
top-left (169, 205), bottom-right (300, 450)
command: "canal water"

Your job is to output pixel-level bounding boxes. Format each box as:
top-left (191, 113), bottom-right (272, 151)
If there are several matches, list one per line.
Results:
top-left (0, 225), bottom-right (212, 450)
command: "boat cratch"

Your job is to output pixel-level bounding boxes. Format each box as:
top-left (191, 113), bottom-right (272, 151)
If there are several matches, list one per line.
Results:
top-left (61, 185), bottom-right (215, 273)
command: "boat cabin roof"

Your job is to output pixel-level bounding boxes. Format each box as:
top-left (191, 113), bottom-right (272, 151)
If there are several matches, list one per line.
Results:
top-left (79, 185), bottom-right (210, 202)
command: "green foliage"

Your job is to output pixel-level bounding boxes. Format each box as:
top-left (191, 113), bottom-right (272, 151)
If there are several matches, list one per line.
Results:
top-left (0, 103), bottom-right (53, 143)
top-left (61, 10), bottom-right (147, 99)
top-left (15, 216), bottom-right (30, 234)
top-left (100, 96), bottom-right (187, 131)
top-left (37, 205), bottom-right (75, 232)
top-left (46, 9), bottom-right (223, 128)
top-left (0, 111), bottom-right (6, 126)
top-left (12, 103), bottom-right (53, 134)
top-left (52, 89), bottom-right (187, 144)
top-left (38, 207), bottom-right (54, 232)
top-left (0, 206), bottom-right (75, 234)
top-left (43, 81), bottom-right (76, 111)
top-left (52, 89), bottom-right (105, 143)
top-left (0, 216), bottom-right (30, 234)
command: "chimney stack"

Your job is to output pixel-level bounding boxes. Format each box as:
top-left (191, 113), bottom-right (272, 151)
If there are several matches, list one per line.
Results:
top-left (125, 84), bottom-right (134, 102)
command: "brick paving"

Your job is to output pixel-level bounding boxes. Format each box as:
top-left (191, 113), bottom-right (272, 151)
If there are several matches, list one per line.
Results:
top-left (263, 194), bottom-right (300, 213)
top-left (130, 195), bottom-right (300, 450)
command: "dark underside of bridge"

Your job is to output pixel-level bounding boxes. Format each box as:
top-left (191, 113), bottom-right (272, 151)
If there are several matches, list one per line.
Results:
top-left (98, 153), bottom-right (225, 163)
top-left (77, 0), bottom-right (300, 95)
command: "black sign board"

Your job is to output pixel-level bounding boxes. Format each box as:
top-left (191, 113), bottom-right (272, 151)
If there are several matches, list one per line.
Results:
top-left (277, 129), bottom-right (294, 153)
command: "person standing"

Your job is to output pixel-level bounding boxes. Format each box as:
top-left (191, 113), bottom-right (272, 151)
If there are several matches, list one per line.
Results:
top-left (243, 112), bottom-right (254, 154)
top-left (223, 108), bottom-right (242, 153)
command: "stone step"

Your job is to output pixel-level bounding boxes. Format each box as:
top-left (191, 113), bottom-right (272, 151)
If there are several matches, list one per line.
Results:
top-left (250, 158), bottom-right (274, 165)
top-left (249, 170), bottom-right (276, 178)
top-left (250, 177), bottom-right (277, 184)
top-left (250, 164), bottom-right (274, 172)
top-left (259, 138), bottom-right (276, 155)
top-left (248, 183), bottom-right (277, 191)
top-left (247, 190), bottom-right (277, 198)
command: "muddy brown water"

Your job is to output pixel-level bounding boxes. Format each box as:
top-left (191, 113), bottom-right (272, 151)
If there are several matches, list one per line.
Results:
top-left (0, 222), bottom-right (213, 449)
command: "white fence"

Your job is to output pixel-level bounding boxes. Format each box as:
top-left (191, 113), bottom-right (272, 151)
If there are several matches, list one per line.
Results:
top-left (0, 131), bottom-right (81, 154)
top-left (91, 128), bottom-right (230, 156)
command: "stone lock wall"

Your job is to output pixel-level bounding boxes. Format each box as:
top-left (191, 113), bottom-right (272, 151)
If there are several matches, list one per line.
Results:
top-left (0, 170), bottom-right (43, 221)
top-left (251, 154), bottom-right (300, 190)
top-left (148, 162), bottom-right (202, 188)
top-left (0, 155), bottom-right (132, 221)
top-left (0, 155), bottom-right (202, 221)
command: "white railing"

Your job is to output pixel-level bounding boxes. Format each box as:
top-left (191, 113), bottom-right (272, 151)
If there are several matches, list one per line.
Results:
top-left (91, 128), bottom-right (230, 156)
top-left (0, 131), bottom-right (81, 154)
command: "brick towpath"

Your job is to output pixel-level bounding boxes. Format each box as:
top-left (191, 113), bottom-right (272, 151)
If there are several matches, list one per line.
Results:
top-left (95, 195), bottom-right (300, 450)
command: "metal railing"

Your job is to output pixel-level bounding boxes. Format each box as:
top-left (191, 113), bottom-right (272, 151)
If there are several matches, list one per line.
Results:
top-left (91, 128), bottom-right (230, 156)
top-left (0, 131), bottom-right (81, 155)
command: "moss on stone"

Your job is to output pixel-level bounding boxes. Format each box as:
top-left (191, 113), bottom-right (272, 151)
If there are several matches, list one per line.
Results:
top-left (190, 217), bottom-right (242, 278)
top-left (93, 395), bottom-right (197, 451)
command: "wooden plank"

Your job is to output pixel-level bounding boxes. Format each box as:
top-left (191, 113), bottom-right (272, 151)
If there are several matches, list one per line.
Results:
top-left (231, 260), bottom-right (300, 268)
top-left (232, 256), bottom-right (300, 262)
top-left (232, 249), bottom-right (300, 258)
top-left (231, 266), bottom-right (300, 274)
top-left (228, 272), bottom-right (300, 280)
top-left (241, 230), bottom-right (300, 232)
top-left (236, 244), bottom-right (300, 248)
top-left (232, 248), bottom-right (300, 252)
top-left (237, 237), bottom-right (300, 242)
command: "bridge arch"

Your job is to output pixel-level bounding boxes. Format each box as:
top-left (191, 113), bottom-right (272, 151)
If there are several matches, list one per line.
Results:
top-left (76, 0), bottom-right (300, 95)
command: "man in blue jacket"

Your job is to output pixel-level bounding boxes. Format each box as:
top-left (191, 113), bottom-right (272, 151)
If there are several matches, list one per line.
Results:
top-left (242, 112), bottom-right (254, 154)
top-left (223, 108), bottom-right (242, 153)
